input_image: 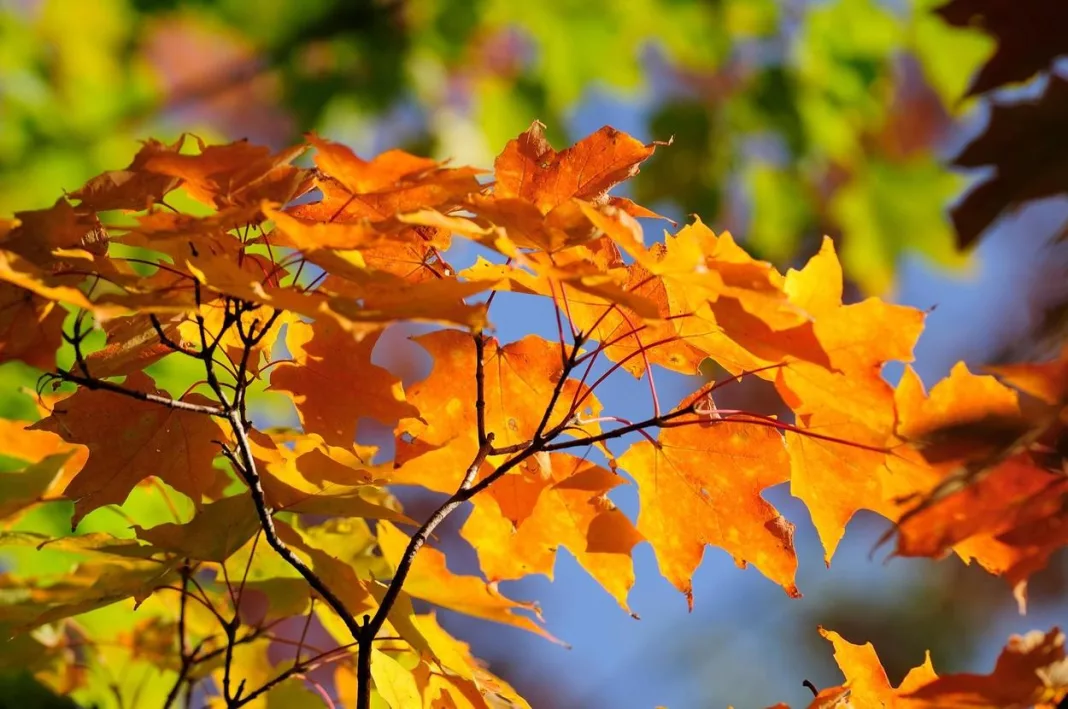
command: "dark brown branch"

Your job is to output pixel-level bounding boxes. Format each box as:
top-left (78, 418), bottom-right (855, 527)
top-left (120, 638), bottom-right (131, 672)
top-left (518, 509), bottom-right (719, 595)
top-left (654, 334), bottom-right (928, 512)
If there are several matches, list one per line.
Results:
top-left (46, 370), bottom-right (228, 417)
top-left (531, 336), bottom-right (584, 443)
top-left (149, 315), bottom-right (200, 358)
top-left (357, 434), bottom-right (504, 709)
top-left (222, 614), bottom-right (239, 705)
top-left (162, 562), bottom-right (193, 709)
top-left (224, 408), bottom-right (363, 642)
top-left (159, 299), bottom-right (365, 704)
top-left (356, 329), bottom-right (588, 709)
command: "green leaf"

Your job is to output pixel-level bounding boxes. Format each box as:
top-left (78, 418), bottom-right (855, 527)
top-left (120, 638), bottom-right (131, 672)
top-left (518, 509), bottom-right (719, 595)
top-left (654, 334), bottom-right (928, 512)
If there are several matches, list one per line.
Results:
top-left (133, 494), bottom-right (260, 563)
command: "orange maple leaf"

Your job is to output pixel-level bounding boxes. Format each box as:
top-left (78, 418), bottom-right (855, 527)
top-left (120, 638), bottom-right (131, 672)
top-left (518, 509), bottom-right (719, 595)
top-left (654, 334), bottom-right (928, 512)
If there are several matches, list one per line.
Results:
top-left (617, 393), bottom-right (799, 607)
top-left (268, 320), bottom-right (419, 447)
top-left (493, 120), bottom-right (659, 212)
top-left (394, 331), bottom-right (603, 493)
top-left (30, 371), bottom-right (230, 527)
top-left (462, 453), bottom-right (643, 612)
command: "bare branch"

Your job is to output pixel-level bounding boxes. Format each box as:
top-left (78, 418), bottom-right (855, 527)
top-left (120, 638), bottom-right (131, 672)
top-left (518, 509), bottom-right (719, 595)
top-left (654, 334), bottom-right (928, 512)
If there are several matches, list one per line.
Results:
top-left (529, 336), bottom-right (584, 445)
top-left (149, 315), bottom-right (201, 358)
top-left (233, 643), bottom-right (358, 708)
top-left (223, 408), bottom-right (363, 640)
top-left (296, 597), bottom-right (316, 665)
top-left (162, 562), bottom-right (193, 709)
top-left (46, 370), bottom-right (228, 417)
top-left (356, 434), bottom-right (506, 709)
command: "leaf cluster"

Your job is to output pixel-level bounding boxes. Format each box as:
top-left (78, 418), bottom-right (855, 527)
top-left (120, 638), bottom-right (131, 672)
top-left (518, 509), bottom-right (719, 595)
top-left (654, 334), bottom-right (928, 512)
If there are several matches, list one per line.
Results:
top-left (0, 121), bottom-right (1064, 707)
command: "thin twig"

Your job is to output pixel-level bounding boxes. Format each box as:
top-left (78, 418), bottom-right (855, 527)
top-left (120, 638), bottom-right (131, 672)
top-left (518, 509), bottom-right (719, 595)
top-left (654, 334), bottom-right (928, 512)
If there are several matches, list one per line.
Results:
top-left (161, 562), bottom-right (193, 709)
top-left (149, 315), bottom-right (200, 358)
top-left (296, 597), bottom-right (316, 665)
top-left (45, 370), bottom-right (227, 417)
top-left (232, 643), bottom-right (358, 708)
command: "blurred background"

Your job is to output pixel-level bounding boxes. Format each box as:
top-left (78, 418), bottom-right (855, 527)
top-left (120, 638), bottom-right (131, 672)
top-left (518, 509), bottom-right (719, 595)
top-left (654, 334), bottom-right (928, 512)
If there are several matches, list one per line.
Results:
top-left (2, 0), bottom-right (1067, 706)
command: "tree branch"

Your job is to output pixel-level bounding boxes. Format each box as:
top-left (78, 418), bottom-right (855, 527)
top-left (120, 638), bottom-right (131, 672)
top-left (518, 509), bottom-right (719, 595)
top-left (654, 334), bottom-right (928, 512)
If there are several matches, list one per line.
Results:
top-left (162, 562), bottom-right (193, 709)
top-left (223, 409), bottom-right (363, 641)
top-left (232, 643), bottom-right (358, 708)
top-left (46, 370), bottom-right (228, 417)
top-left (356, 434), bottom-right (506, 709)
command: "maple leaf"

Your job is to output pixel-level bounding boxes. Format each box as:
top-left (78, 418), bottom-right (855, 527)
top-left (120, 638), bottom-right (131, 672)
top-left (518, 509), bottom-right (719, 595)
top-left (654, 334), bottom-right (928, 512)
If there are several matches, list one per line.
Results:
top-left (459, 245), bottom-right (661, 323)
top-left (255, 430), bottom-right (387, 486)
top-left (0, 419), bottom-right (86, 524)
top-left (271, 519), bottom-right (380, 622)
top-left (263, 202), bottom-right (384, 251)
top-left (0, 250), bottom-right (98, 314)
top-left (457, 236), bottom-right (695, 377)
top-left (247, 431), bottom-right (412, 524)
top-left (0, 283), bottom-right (66, 370)
top-left (68, 136), bottom-right (185, 212)
top-left (370, 650), bottom-right (421, 708)
top-left (133, 494), bottom-right (260, 563)
top-left (905, 628), bottom-right (1068, 708)
top-left (464, 193), bottom-right (604, 253)
top-left (296, 265), bottom-right (492, 332)
top-left (0, 246), bottom-right (197, 322)
top-left (461, 453), bottom-right (643, 612)
top-left (936, 0), bottom-right (1068, 96)
top-left (887, 361), bottom-right (1068, 603)
top-left (268, 320), bottom-right (419, 447)
top-left (893, 452), bottom-right (1068, 597)
top-left (949, 74), bottom-right (1068, 247)
top-left (778, 238), bottom-right (924, 560)
top-left (493, 121), bottom-right (660, 212)
top-left (316, 229), bottom-right (453, 284)
top-left (298, 134), bottom-right (483, 222)
top-left (563, 253), bottom-right (707, 377)
top-left (0, 532), bottom-right (176, 631)
top-left (0, 417), bottom-right (85, 469)
top-left (617, 394), bottom-right (799, 607)
top-left (123, 203), bottom-right (265, 243)
top-left (660, 219), bottom-right (807, 330)
top-left (990, 344), bottom-right (1068, 405)
top-left (83, 315), bottom-right (182, 379)
top-left (393, 331), bottom-right (602, 493)
top-left (376, 521), bottom-right (556, 641)
top-left (654, 222), bottom-right (833, 378)
top-left (139, 137), bottom-right (312, 208)
top-left (789, 627), bottom-right (938, 709)
top-left (896, 361), bottom-right (1027, 470)
top-left (29, 371), bottom-right (230, 527)
top-left (0, 453), bottom-right (75, 525)
top-left (1, 198), bottom-right (109, 269)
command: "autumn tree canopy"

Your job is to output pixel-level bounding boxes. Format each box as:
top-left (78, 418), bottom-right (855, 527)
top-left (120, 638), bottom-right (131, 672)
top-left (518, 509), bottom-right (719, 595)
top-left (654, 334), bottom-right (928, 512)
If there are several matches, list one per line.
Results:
top-left (0, 116), bottom-right (1064, 708)
top-left (4, 0), bottom-right (1068, 705)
